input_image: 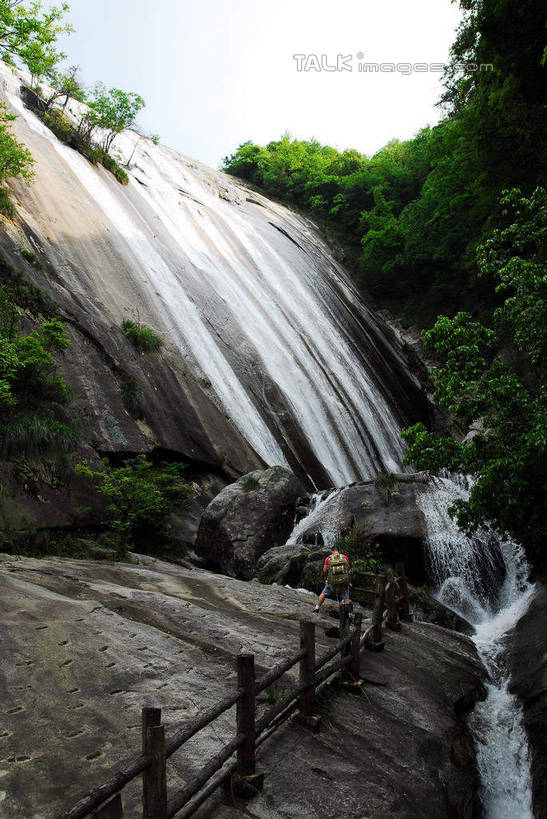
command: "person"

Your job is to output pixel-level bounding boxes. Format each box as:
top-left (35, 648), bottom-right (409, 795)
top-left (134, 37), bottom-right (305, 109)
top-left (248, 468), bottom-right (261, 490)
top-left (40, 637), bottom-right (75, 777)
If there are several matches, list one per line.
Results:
top-left (312, 545), bottom-right (351, 612)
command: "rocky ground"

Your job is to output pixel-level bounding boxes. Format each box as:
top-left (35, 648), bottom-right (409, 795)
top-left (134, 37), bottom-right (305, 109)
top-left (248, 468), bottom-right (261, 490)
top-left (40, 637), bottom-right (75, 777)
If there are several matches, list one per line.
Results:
top-left (0, 552), bottom-right (487, 818)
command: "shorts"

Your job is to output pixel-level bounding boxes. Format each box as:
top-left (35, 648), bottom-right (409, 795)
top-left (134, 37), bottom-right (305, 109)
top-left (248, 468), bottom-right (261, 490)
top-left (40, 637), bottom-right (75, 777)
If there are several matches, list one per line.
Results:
top-left (322, 583), bottom-right (350, 599)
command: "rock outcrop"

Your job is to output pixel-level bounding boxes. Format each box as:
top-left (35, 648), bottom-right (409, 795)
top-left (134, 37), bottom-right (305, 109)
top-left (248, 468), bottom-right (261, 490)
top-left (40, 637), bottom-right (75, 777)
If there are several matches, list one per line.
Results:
top-left (288, 473), bottom-right (428, 583)
top-left (1, 552), bottom-right (486, 818)
top-left (507, 584), bottom-right (547, 818)
top-left (194, 467), bottom-right (304, 579)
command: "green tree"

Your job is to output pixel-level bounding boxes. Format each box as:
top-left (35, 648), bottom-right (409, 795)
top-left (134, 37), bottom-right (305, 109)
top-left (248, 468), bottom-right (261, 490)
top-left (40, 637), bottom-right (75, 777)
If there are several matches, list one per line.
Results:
top-left (88, 85), bottom-right (145, 152)
top-left (0, 102), bottom-right (34, 183)
top-left (76, 455), bottom-right (193, 555)
top-left (0, 1), bottom-right (72, 85)
top-left (402, 188), bottom-right (546, 567)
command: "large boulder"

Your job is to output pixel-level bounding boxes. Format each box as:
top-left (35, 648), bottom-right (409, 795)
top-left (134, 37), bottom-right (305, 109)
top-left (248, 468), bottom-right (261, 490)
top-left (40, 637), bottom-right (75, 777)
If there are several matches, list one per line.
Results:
top-left (194, 467), bottom-right (304, 579)
top-left (263, 473), bottom-right (430, 584)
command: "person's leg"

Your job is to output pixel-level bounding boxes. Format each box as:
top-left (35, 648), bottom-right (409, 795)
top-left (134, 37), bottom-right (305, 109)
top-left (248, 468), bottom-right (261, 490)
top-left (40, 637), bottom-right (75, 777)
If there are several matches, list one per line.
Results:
top-left (313, 584), bottom-right (331, 611)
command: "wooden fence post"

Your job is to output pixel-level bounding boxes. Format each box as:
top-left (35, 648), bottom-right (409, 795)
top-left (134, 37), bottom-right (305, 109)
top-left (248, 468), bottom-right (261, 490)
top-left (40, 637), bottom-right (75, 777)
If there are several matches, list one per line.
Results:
top-left (142, 707), bottom-right (167, 819)
top-left (367, 575), bottom-right (385, 651)
top-left (350, 613), bottom-right (363, 679)
top-left (385, 567), bottom-right (402, 631)
top-left (236, 653), bottom-right (256, 778)
top-left (299, 621), bottom-right (316, 717)
top-left (395, 562), bottom-right (412, 621)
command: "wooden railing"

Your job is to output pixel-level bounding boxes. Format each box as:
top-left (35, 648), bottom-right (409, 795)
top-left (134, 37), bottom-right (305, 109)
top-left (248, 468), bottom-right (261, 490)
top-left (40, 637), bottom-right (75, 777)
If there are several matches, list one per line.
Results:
top-left (60, 565), bottom-right (411, 819)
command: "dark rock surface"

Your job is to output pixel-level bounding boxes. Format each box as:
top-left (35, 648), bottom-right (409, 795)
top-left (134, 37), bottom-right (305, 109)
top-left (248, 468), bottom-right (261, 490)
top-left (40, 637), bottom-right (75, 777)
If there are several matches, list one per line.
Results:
top-left (507, 584), bottom-right (547, 818)
top-left (195, 467), bottom-right (304, 579)
top-left (0, 552), bottom-right (486, 818)
top-left (290, 474), bottom-right (430, 583)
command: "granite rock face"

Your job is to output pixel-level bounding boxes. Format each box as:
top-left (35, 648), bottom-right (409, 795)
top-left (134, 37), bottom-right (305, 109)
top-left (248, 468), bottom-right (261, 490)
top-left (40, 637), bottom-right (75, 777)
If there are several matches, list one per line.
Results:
top-left (507, 584), bottom-right (547, 818)
top-left (195, 467), bottom-right (304, 579)
top-left (0, 552), bottom-right (486, 819)
top-left (294, 474), bottom-right (429, 578)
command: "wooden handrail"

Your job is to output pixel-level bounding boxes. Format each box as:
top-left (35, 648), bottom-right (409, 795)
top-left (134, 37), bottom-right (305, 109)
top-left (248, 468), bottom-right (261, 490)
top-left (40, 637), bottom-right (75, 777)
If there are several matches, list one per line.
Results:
top-left (255, 647), bottom-right (306, 694)
top-left (166, 734), bottom-right (245, 818)
top-left (165, 687), bottom-right (243, 757)
top-left (62, 563), bottom-right (412, 819)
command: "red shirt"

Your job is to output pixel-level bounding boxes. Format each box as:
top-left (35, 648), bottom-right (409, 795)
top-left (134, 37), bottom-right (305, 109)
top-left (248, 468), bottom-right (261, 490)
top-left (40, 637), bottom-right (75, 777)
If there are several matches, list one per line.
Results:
top-left (324, 553), bottom-right (349, 569)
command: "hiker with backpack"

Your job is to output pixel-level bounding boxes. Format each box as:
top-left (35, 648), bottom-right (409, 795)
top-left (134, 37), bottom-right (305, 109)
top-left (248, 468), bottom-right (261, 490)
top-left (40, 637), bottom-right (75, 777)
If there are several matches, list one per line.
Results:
top-left (312, 545), bottom-right (351, 612)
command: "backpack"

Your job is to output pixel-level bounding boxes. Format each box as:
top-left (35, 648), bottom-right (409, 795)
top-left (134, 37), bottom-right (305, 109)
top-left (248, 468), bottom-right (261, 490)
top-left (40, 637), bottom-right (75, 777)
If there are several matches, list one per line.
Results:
top-left (327, 554), bottom-right (351, 589)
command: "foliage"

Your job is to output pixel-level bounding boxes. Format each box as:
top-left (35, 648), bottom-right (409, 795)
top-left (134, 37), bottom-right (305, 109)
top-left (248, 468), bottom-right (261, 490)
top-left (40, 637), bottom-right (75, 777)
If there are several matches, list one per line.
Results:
top-left (100, 151), bottom-right (128, 184)
top-left (402, 188), bottom-right (546, 565)
top-left (240, 473), bottom-right (259, 492)
top-left (222, 0), bottom-right (545, 326)
top-left (19, 246), bottom-right (41, 266)
top-left (75, 455), bottom-right (193, 556)
top-left (0, 102), bottom-right (34, 213)
top-left (0, 0), bottom-right (72, 84)
top-left (0, 269), bottom-right (75, 459)
top-left (39, 105), bottom-right (129, 184)
top-left (121, 377), bottom-right (142, 417)
top-left (333, 523), bottom-right (383, 576)
top-left (374, 472), bottom-right (399, 503)
top-left (122, 317), bottom-right (162, 351)
top-left (43, 64), bottom-right (85, 111)
top-left (88, 85), bottom-right (145, 152)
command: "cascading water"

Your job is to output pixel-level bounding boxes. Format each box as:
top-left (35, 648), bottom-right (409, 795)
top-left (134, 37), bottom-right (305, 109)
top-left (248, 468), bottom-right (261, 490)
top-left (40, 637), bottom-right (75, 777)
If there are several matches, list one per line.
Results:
top-left (416, 476), bottom-right (535, 818)
top-left (0, 63), bottom-right (429, 489)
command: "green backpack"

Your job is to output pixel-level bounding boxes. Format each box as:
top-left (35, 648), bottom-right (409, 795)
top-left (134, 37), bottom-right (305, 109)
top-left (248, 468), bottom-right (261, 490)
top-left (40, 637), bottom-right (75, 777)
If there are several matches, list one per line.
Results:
top-left (327, 554), bottom-right (351, 589)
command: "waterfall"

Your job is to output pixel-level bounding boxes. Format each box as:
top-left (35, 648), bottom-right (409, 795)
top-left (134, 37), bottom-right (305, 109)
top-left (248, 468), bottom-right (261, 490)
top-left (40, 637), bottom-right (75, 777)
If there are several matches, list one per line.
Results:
top-left (416, 476), bottom-right (535, 818)
top-left (1, 63), bottom-right (427, 488)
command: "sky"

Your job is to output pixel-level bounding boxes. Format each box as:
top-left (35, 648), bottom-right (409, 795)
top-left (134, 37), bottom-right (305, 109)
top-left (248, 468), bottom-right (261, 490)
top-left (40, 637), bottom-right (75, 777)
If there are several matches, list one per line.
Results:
top-left (57, 0), bottom-right (463, 169)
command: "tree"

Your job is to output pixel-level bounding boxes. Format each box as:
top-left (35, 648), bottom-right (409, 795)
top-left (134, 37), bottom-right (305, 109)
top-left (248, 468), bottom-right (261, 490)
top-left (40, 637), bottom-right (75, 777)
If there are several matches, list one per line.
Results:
top-left (88, 84), bottom-right (145, 152)
top-left (402, 188), bottom-right (546, 567)
top-left (0, 101), bottom-right (33, 182)
top-left (43, 64), bottom-right (86, 111)
top-left (0, 1), bottom-right (72, 85)
top-left (76, 455), bottom-right (193, 556)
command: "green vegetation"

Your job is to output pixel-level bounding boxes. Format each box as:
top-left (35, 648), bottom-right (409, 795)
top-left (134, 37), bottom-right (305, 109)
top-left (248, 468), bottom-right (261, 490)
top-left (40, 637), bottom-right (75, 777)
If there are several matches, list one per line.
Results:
top-left (121, 377), bottom-right (142, 417)
top-left (122, 317), bottom-right (162, 352)
top-left (37, 104), bottom-right (129, 184)
top-left (0, 0), bottom-right (72, 84)
top-left (402, 188), bottom-right (546, 568)
top-left (76, 455), bottom-right (193, 557)
top-left (374, 472), bottom-right (399, 504)
top-left (333, 524), bottom-right (383, 577)
top-left (223, 0), bottom-right (545, 328)
top-left (19, 247), bottom-right (41, 267)
top-left (87, 85), bottom-right (145, 153)
top-left (0, 274), bottom-right (76, 457)
top-left (0, 102), bottom-right (34, 214)
top-left (240, 473), bottom-right (260, 492)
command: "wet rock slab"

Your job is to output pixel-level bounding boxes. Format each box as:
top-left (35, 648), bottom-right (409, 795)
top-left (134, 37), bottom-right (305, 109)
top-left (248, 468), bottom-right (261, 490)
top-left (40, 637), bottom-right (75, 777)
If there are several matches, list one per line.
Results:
top-left (0, 552), bottom-right (485, 818)
top-left (508, 584), bottom-right (547, 819)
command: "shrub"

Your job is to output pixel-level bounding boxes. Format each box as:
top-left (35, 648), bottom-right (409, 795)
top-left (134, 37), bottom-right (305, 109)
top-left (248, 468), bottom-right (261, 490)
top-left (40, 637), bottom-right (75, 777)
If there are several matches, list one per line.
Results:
top-left (0, 414), bottom-right (78, 456)
top-left (122, 318), bottom-right (162, 352)
top-left (75, 455), bottom-right (193, 556)
top-left (0, 188), bottom-right (15, 217)
top-left (333, 523), bottom-right (384, 575)
top-left (121, 377), bottom-right (142, 416)
top-left (42, 108), bottom-right (74, 144)
top-left (19, 247), bottom-right (41, 267)
top-left (101, 152), bottom-right (129, 185)
top-left (240, 473), bottom-right (260, 492)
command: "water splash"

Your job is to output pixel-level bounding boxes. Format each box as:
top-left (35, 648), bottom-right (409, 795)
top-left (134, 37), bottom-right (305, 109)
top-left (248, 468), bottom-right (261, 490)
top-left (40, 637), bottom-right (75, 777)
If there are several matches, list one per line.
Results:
top-left (416, 475), bottom-right (534, 818)
top-left (286, 488), bottom-right (346, 547)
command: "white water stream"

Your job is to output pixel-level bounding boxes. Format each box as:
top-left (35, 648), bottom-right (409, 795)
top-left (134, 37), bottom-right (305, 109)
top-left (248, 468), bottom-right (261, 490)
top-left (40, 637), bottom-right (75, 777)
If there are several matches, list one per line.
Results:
top-left (416, 476), bottom-right (535, 818)
top-left (288, 475), bottom-right (535, 816)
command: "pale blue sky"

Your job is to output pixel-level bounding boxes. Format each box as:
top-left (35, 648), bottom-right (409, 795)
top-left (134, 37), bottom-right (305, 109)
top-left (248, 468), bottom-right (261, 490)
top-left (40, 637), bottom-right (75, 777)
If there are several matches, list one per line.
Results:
top-left (58, 0), bottom-right (462, 168)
